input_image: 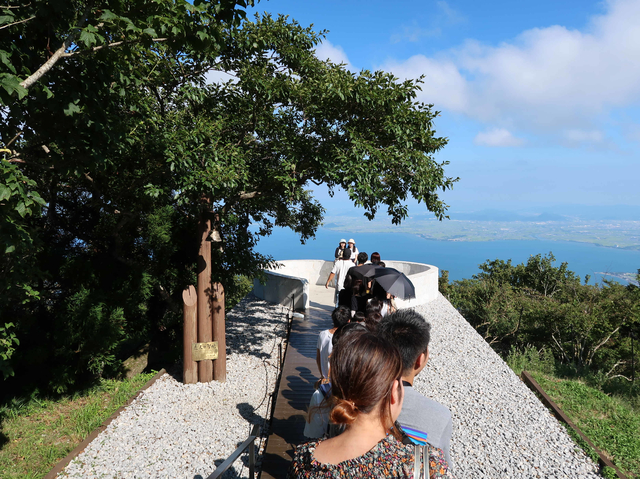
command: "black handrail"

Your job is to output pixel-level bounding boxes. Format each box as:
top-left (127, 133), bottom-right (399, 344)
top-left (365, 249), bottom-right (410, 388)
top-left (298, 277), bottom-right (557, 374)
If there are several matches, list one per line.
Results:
top-left (206, 424), bottom-right (260, 479)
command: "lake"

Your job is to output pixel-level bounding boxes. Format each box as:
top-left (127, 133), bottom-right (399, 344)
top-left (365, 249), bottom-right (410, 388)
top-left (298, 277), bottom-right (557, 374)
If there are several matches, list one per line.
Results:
top-left (254, 227), bottom-right (640, 285)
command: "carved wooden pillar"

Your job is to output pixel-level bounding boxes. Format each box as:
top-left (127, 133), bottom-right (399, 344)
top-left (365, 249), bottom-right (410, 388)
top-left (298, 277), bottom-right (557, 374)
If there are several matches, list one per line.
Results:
top-left (212, 282), bottom-right (226, 381)
top-left (197, 214), bottom-right (213, 382)
top-left (182, 285), bottom-right (198, 384)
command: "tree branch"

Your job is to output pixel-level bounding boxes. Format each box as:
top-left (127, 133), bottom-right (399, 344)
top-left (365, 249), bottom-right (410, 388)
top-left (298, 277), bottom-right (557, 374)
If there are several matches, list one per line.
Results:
top-left (221, 190), bottom-right (263, 215)
top-left (587, 326), bottom-right (621, 364)
top-left (3, 3), bottom-right (32, 9)
top-left (19, 2), bottom-right (94, 90)
top-left (0, 15), bottom-right (35, 30)
top-left (5, 131), bottom-right (23, 148)
top-left (61, 37), bottom-right (169, 57)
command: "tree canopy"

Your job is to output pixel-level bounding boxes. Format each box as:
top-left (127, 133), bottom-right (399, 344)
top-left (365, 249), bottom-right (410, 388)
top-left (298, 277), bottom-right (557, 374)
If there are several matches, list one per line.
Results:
top-left (442, 254), bottom-right (640, 381)
top-left (1, 1), bottom-right (456, 390)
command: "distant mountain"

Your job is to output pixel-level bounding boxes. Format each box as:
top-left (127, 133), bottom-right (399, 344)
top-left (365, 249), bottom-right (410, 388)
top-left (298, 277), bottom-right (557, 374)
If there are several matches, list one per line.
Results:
top-left (530, 205), bottom-right (640, 221)
top-left (534, 212), bottom-right (568, 222)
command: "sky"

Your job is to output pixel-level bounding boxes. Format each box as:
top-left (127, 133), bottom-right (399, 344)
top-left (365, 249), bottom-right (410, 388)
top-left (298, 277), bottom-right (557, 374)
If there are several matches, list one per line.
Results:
top-left (247, 0), bottom-right (640, 216)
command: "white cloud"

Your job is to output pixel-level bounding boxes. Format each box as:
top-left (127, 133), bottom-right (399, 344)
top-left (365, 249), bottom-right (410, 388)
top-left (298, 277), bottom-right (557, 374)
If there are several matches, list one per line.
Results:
top-left (390, 2), bottom-right (465, 44)
top-left (391, 25), bottom-right (441, 44)
top-left (474, 128), bottom-right (525, 147)
top-left (385, 56), bottom-right (470, 111)
top-left (315, 41), bottom-right (355, 71)
top-left (383, 0), bottom-right (640, 143)
top-left (436, 1), bottom-right (466, 25)
top-left (563, 129), bottom-right (605, 144)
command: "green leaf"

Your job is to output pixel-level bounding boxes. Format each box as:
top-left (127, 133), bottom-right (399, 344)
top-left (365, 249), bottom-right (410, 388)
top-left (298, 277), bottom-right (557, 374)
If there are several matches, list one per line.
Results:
top-left (5, 245), bottom-right (15, 254)
top-left (63, 101), bottom-right (81, 116)
top-left (98, 10), bottom-right (118, 22)
top-left (0, 184), bottom-right (10, 201)
top-left (0, 73), bottom-right (27, 99)
top-left (79, 30), bottom-right (96, 47)
top-left (14, 201), bottom-right (26, 217)
top-left (0, 15), bottom-right (15, 26)
top-left (0, 50), bottom-right (16, 73)
top-left (143, 27), bottom-right (157, 37)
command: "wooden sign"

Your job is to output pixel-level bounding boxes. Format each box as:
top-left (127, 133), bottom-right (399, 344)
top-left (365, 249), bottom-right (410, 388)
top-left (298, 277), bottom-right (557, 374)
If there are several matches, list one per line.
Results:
top-left (192, 341), bottom-right (218, 361)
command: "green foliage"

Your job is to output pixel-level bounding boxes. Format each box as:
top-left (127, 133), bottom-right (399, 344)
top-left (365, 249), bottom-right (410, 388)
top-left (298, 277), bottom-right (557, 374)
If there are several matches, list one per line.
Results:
top-left (0, 371), bottom-right (156, 479)
top-left (506, 345), bottom-right (555, 376)
top-left (531, 371), bottom-right (640, 478)
top-left (438, 269), bottom-right (450, 297)
top-left (446, 253), bottom-right (640, 379)
top-left (1, 2), bottom-right (455, 393)
top-left (227, 275), bottom-right (254, 310)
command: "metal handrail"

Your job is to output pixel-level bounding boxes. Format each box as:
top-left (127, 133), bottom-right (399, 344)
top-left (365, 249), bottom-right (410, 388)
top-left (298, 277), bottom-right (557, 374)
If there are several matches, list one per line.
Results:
top-left (206, 424), bottom-right (260, 479)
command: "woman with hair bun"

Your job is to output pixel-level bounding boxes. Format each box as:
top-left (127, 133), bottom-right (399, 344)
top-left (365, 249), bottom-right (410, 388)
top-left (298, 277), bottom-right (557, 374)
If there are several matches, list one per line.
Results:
top-left (288, 332), bottom-right (452, 478)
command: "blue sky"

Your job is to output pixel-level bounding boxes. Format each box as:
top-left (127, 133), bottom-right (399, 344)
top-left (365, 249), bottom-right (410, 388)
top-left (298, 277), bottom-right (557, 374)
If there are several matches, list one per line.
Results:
top-left (250, 0), bottom-right (640, 215)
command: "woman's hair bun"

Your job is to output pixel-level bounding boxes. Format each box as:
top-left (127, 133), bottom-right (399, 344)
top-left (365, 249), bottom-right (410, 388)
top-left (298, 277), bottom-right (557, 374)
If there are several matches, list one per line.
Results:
top-left (330, 398), bottom-right (358, 425)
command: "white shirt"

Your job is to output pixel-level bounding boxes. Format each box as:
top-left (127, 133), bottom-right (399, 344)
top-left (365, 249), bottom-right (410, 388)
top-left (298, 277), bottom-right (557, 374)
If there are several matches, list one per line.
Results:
top-left (331, 259), bottom-right (353, 291)
top-left (316, 329), bottom-right (333, 378)
top-left (303, 388), bottom-right (331, 438)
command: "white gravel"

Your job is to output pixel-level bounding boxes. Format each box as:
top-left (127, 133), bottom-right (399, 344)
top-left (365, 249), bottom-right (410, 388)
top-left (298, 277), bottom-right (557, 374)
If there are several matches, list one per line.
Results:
top-left (413, 293), bottom-right (601, 478)
top-left (58, 292), bottom-right (602, 479)
top-left (58, 295), bottom-right (288, 479)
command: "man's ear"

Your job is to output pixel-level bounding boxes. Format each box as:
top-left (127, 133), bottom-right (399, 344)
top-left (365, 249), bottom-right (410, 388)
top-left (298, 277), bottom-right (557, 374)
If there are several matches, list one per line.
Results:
top-left (414, 349), bottom-right (429, 371)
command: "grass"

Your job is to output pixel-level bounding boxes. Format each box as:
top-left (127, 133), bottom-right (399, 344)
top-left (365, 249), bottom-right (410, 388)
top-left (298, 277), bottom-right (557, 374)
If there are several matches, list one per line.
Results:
top-left (0, 371), bottom-right (157, 479)
top-left (528, 371), bottom-right (640, 478)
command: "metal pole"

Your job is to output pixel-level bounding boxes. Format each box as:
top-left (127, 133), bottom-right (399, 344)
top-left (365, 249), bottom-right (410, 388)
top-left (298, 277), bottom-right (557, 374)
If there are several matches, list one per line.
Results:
top-left (182, 285), bottom-right (198, 384)
top-left (632, 332), bottom-right (635, 383)
top-left (248, 425), bottom-right (257, 479)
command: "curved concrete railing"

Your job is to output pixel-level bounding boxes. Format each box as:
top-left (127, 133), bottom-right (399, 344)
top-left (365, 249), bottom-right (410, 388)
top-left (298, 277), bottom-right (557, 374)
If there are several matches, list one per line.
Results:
top-left (252, 259), bottom-right (439, 310)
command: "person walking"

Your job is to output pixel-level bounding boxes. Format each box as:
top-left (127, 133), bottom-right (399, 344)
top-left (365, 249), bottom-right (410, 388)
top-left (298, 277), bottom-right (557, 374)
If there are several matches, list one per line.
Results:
top-left (326, 248), bottom-right (353, 307)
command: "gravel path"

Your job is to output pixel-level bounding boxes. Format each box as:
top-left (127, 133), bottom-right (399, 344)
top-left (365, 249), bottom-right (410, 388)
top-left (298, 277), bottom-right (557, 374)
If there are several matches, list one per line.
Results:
top-left (413, 293), bottom-right (600, 478)
top-left (59, 295), bottom-right (288, 479)
top-left (58, 292), bottom-right (601, 479)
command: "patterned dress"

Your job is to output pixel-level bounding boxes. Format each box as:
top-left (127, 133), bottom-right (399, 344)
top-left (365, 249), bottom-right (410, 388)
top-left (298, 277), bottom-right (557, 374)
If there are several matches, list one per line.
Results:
top-left (287, 434), bottom-right (452, 478)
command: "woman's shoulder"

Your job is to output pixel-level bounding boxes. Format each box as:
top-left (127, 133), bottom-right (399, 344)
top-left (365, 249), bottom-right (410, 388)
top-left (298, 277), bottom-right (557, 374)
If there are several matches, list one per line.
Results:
top-left (288, 436), bottom-right (414, 478)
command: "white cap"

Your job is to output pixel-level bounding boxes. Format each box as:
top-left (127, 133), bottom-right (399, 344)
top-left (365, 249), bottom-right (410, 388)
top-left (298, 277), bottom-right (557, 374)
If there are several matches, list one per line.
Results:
top-left (340, 238), bottom-right (347, 243)
top-left (348, 238), bottom-right (355, 244)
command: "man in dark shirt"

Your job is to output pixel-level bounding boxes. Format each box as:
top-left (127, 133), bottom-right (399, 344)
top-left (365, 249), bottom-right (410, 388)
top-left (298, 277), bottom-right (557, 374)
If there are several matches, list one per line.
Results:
top-left (344, 252), bottom-right (369, 288)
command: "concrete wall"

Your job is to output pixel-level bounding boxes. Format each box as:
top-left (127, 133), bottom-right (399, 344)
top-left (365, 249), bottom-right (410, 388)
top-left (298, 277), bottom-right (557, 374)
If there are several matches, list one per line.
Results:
top-left (253, 259), bottom-right (439, 311)
top-left (252, 269), bottom-right (309, 311)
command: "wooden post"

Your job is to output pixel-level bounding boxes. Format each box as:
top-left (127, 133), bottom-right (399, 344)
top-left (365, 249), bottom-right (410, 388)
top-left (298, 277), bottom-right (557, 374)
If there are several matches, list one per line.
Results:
top-left (182, 285), bottom-right (198, 384)
top-left (212, 282), bottom-right (226, 381)
top-left (197, 214), bottom-right (213, 383)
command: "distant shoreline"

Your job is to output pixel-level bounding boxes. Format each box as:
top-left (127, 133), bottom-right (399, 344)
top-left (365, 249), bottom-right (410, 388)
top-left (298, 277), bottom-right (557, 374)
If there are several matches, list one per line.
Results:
top-left (413, 234), bottom-right (640, 252)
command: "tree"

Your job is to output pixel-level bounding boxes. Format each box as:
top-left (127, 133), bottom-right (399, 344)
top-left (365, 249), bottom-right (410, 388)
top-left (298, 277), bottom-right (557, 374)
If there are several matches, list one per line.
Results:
top-left (447, 254), bottom-right (640, 380)
top-left (1, 4), bottom-right (456, 390)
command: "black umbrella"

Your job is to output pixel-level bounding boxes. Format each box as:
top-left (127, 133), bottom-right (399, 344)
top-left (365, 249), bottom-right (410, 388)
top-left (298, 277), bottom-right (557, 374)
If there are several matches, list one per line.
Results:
top-left (344, 264), bottom-right (381, 290)
top-left (363, 267), bottom-right (416, 300)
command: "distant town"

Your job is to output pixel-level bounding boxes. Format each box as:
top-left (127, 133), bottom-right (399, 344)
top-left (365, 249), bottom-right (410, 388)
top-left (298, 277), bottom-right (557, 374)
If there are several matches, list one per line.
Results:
top-left (322, 210), bottom-right (640, 251)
